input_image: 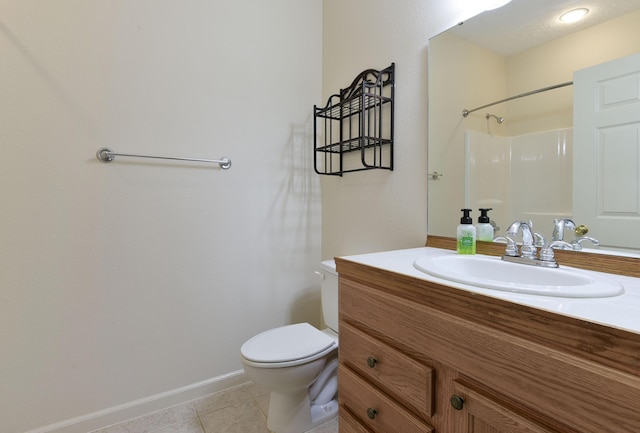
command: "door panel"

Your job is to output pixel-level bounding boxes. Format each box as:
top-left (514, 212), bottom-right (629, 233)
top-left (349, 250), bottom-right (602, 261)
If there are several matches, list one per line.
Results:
top-left (573, 53), bottom-right (640, 249)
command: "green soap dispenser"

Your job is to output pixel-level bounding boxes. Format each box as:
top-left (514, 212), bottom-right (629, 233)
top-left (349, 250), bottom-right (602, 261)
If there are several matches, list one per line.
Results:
top-left (477, 208), bottom-right (495, 242)
top-left (457, 209), bottom-right (476, 254)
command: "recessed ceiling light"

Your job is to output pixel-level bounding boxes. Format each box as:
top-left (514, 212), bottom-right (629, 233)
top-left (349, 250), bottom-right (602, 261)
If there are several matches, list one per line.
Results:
top-left (559, 8), bottom-right (589, 23)
top-left (485, 0), bottom-right (513, 11)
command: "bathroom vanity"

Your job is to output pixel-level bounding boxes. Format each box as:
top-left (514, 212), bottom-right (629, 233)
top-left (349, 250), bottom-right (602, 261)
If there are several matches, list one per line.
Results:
top-left (335, 241), bottom-right (640, 433)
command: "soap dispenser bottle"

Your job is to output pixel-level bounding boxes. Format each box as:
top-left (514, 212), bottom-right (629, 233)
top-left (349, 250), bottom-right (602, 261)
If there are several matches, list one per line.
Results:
top-left (457, 209), bottom-right (476, 254)
top-left (476, 208), bottom-right (495, 242)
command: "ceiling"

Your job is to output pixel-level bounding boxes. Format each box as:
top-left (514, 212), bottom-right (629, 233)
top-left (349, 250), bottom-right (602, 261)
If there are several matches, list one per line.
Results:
top-left (449, 0), bottom-right (640, 56)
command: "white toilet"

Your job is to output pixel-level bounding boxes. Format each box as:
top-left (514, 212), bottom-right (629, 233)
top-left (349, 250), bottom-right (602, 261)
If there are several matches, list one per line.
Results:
top-left (240, 260), bottom-right (339, 433)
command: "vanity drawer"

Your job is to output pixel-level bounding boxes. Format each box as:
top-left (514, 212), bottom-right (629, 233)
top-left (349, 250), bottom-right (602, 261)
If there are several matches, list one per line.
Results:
top-left (340, 322), bottom-right (434, 418)
top-left (339, 410), bottom-right (373, 433)
top-left (339, 366), bottom-right (434, 433)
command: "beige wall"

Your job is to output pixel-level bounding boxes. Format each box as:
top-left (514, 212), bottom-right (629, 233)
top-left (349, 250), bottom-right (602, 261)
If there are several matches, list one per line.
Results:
top-left (428, 32), bottom-right (507, 237)
top-left (1, 1), bottom-right (322, 432)
top-left (507, 9), bottom-right (640, 135)
top-left (320, 0), bottom-right (484, 259)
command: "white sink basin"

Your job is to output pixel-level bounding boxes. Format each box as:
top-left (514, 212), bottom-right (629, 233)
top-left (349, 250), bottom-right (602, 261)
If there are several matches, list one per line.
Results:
top-left (413, 253), bottom-right (624, 298)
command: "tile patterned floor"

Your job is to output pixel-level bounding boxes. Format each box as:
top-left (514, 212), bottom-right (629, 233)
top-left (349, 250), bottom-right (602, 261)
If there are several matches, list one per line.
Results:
top-left (90, 382), bottom-right (339, 433)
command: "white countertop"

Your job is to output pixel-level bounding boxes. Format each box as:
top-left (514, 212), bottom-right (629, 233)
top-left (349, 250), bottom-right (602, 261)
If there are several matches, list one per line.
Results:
top-left (339, 247), bottom-right (640, 334)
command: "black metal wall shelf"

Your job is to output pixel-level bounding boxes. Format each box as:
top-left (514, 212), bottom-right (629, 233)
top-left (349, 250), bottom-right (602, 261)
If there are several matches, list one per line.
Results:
top-left (314, 63), bottom-right (395, 176)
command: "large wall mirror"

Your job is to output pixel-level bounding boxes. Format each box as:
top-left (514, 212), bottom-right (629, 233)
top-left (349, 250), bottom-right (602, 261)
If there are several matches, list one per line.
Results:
top-left (428, 0), bottom-right (640, 254)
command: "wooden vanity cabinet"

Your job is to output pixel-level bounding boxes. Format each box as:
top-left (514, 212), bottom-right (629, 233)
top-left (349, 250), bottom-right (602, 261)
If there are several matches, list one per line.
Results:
top-left (335, 257), bottom-right (640, 433)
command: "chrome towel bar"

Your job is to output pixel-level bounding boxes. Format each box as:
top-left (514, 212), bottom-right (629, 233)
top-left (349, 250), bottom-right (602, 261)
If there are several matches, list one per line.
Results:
top-left (96, 147), bottom-right (231, 169)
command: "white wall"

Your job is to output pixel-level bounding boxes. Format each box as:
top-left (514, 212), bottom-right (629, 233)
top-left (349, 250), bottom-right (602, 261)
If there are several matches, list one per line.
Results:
top-left (0, 0), bottom-right (490, 431)
top-left (321, 0), bottom-right (486, 258)
top-left (464, 131), bottom-right (510, 232)
top-left (0, 1), bottom-right (322, 432)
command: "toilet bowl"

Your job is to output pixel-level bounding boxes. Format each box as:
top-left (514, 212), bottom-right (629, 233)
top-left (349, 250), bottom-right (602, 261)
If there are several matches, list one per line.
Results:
top-left (240, 260), bottom-right (339, 433)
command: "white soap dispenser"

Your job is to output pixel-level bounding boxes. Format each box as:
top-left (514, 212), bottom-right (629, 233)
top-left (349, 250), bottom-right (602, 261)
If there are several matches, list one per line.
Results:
top-left (476, 208), bottom-right (495, 242)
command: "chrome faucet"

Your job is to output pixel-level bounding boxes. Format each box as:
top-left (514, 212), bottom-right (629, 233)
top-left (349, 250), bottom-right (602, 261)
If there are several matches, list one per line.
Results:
top-left (501, 220), bottom-right (570, 268)
top-left (552, 218), bottom-right (576, 242)
top-left (506, 220), bottom-right (536, 259)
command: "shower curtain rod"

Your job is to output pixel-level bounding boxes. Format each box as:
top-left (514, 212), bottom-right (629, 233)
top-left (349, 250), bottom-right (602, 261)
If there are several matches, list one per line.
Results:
top-left (96, 147), bottom-right (232, 169)
top-left (462, 81), bottom-right (573, 117)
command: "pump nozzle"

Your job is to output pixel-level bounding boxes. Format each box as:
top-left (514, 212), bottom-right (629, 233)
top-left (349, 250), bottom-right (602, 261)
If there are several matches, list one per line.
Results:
top-left (478, 208), bottom-right (492, 223)
top-left (460, 208), bottom-right (473, 224)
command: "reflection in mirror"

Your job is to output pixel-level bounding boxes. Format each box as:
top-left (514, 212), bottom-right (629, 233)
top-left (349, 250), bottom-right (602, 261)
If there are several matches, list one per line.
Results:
top-left (428, 0), bottom-right (640, 254)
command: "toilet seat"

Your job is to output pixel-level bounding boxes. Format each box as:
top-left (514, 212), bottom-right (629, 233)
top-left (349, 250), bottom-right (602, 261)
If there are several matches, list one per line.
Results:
top-left (241, 323), bottom-right (337, 368)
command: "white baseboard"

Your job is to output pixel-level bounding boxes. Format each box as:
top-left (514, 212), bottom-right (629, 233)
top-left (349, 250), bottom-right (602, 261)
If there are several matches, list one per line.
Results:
top-left (25, 370), bottom-right (248, 433)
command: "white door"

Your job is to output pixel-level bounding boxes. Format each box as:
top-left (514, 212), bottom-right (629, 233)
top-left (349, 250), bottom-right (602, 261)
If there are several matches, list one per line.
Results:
top-left (573, 53), bottom-right (640, 250)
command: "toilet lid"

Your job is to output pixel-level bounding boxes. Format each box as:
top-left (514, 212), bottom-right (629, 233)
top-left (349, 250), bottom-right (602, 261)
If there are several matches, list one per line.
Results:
top-left (241, 323), bottom-right (336, 363)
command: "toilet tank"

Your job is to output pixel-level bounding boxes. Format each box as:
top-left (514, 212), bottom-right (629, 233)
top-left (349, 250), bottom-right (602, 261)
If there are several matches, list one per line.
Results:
top-left (319, 260), bottom-right (339, 332)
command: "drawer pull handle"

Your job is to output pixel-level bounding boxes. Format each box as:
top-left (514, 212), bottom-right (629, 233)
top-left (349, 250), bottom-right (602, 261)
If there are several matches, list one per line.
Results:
top-left (367, 356), bottom-right (378, 368)
top-left (367, 407), bottom-right (378, 420)
top-left (450, 394), bottom-right (465, 411)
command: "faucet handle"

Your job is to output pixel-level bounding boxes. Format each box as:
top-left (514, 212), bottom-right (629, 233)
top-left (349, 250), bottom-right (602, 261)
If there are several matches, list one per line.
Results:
top-left (533, 232), bottom-right (545, 248)
top-left (540, 241), bottom-right (573, 261)
top-left (494, 236), bottom-right (518, 256)
top-left (571, 236), bottom-right (599, 251)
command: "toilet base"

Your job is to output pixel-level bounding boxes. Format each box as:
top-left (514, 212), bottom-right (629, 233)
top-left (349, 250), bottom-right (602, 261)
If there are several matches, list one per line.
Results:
top-left (266, 390), bottom-right (338, 433)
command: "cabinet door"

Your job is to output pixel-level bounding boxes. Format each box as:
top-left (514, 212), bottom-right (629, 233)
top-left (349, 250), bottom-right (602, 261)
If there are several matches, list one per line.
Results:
top-left (452, 382), bottom-right (554, 433)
